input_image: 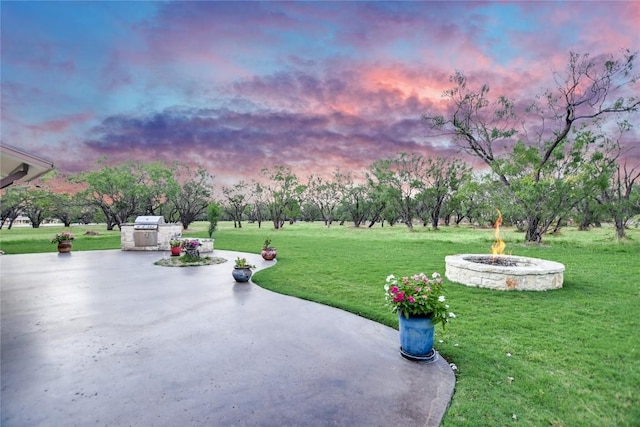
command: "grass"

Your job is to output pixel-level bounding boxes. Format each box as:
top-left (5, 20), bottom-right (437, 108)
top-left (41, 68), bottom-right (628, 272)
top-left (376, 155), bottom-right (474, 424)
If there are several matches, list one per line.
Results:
top-left (0, 225), bottom-right (122, 253)
top-left (1, 221), bottom-right (639, 425)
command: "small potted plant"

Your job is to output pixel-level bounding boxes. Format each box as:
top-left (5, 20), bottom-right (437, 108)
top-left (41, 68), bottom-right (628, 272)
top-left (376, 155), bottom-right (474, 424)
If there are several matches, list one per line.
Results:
top-left (232, 257), bottom-right (256, 282)
top-left (169, 239), bottom-right (182, 256)
top-left (261, 238), bottom-right (277, 260)
top-left (182, 239), bottom-right (201, 258)
top-left (51, 231), bottom-right (75, 253)
top-left (384, 272), bottom-right (455, 362)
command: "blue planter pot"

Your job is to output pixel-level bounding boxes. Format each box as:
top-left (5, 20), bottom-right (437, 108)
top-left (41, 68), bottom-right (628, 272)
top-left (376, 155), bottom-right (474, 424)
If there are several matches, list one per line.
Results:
top-left (232, 267), bottom-right (252, 283)
top-left (398, 312), bottom-right (437, 362)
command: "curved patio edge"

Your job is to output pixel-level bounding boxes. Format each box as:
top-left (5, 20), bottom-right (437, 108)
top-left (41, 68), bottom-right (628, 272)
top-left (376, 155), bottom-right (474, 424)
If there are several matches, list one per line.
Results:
top-left (1, 249), bottom-right (455, 426)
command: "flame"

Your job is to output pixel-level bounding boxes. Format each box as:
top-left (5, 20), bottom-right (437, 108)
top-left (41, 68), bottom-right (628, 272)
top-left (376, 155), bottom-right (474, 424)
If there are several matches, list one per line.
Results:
top-left (491, 209), bottom-right (506, 256)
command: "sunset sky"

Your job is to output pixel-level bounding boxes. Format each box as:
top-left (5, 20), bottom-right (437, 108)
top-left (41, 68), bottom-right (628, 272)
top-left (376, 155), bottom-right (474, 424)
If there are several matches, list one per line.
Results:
top-left (2, 1), bottom-right (639, 186)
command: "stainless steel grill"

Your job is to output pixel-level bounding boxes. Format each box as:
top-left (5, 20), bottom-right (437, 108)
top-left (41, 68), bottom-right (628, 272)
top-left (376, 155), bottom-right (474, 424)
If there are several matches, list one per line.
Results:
top-left (133, 216), bottom-right (165, 247)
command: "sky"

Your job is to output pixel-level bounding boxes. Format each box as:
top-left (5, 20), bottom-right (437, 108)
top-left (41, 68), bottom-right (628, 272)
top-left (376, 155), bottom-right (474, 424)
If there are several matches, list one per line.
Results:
top-left (2, 1), bottom-right (639, 187)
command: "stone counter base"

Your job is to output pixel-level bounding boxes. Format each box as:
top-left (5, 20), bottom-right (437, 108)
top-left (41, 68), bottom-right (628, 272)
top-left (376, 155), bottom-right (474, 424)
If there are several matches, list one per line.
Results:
top-left (121, 224), bottom-right (183, 251)
top-left (177, 238), bottom-right (214, 253)
top-left (121, 224), bottom-right (214, 252)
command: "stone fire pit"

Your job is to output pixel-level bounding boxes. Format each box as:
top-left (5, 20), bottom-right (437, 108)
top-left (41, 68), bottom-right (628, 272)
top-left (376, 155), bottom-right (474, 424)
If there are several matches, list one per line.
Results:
top-left (445, 254), bottom-right (564, 291)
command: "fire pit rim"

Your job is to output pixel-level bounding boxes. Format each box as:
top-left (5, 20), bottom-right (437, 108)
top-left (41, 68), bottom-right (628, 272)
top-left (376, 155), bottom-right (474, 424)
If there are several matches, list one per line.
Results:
top-left (445, 254), bottom-right (565, 275)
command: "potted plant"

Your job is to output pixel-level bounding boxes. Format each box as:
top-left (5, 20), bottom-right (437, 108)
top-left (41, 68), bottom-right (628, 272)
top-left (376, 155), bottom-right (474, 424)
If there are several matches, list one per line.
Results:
top-left (232, 257), bottom-right (255, 282)
top-left (182, 239), bottom-right (201, 258)
top-left (51, 231), bottom-right (75, 253)
top-left (261, 238), bottom-right (277, 260)
top-left (384, 272), bottom-right (455, 362)
top-left (169, 239), bottom-right (182, 256)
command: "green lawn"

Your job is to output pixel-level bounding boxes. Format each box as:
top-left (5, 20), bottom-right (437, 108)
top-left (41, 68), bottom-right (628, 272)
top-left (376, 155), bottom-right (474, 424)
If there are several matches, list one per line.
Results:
top-left (1, 221), bottom-right (639, 426)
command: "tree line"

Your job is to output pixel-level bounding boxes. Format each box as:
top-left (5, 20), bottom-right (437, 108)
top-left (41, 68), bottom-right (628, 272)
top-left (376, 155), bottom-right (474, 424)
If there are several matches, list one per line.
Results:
top-left (1, 147), bottom-right (638, 242)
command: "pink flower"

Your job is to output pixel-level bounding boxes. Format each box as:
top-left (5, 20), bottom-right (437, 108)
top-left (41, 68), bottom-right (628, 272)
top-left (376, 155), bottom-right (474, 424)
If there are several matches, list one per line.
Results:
top-left (392, 292), bottom-right (405, 302)
top-left (390, 286), bottom-right (399, 294)
top-left (408, 296), bottom-right (415, 303)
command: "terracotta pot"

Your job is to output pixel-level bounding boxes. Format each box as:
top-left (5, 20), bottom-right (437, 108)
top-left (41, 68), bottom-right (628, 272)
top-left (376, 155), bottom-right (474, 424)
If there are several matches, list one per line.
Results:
top-left (57, 240), bottom-right (72, 253)
top-left (170, 246), bottom-right (182, 256)
top-left (261, 247), bottom-right (277, 260)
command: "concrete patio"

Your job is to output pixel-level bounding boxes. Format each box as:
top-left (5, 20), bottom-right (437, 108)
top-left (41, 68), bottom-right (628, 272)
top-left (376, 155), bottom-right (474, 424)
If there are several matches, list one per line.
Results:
top-left (1, 249), bottom-right (455, 426)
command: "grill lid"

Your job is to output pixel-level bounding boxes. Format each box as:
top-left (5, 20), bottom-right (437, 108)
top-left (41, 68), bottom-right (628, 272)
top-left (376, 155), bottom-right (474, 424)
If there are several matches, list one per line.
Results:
top-left (134, 216), bottom-right (165, 225)
top-left (133, 216), bottom-right (165, 229)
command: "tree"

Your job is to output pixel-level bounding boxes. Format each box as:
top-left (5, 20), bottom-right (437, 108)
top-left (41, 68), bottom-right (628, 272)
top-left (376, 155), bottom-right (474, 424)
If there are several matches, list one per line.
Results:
top-left (74, 160), bottom-right (177, 230)
top-left (367, 153), bottom-right (426, 230)
top-left (170, 164), bottom-right (213, 230)
top-left (425, 50), bottom-right (639, 242)
top-left (0, 186), bottom-right (27, 229)
top-left (421, 157), bottom-right (472, 229)
top-left (74, 193), bottom-right (102, 224)
top-left (448, 180), bottom-right (477, 225)
top-left (260, 166), bottom-right (304, 229)
top-left (300, 200), bottom-right (321, 222)
top-left (207, 202), bottom-right (222, 238)
top-left (497, 133), bottom-right (601, 240)
top-left (221, 181), bottom-right (252, 228)
top-left (591, 123), bottom-right (640, 239)
top-left (140, 162), bottom-right (180, 216)
top-left (22, 187), bottom-right (56, 228)
top-left (606, 162), bottom-right (640, 237)
top-left (338, 173), bottom-right (372, 227)
top-left (366, 183), bottom-right (393, 228)
top-left (305, 170), bottom-right (346, 226)
top-left (250, 181), bottom-right (268, 228)
top-left (50, 192), bottom-right (81, 227)
top-left (342, 184), bottom-right (371, 227)
top-left (448, 177), bottom-right (498, 226)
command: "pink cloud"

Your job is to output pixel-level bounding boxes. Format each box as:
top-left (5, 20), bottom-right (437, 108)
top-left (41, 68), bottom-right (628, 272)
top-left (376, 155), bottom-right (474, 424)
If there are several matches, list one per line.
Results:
top-left (26, 112), bottom-right (94, 133)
